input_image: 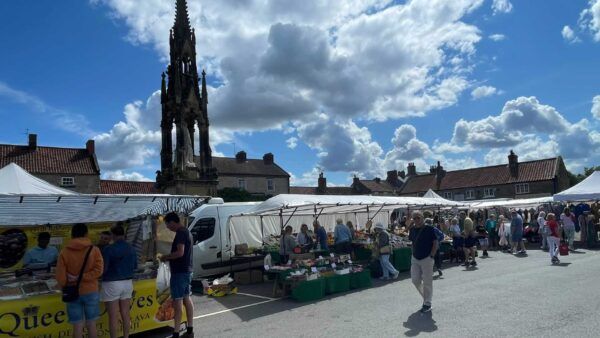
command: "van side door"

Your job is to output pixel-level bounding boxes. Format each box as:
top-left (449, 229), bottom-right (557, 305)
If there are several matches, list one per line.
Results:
top-left (190, 216), bottom-right (222, 273)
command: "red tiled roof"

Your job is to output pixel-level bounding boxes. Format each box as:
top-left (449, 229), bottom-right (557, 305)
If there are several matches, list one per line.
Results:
top-left (0, 145), bottom-right (99, 175)
top-left (400, 158), bottom-right (559, 194)
top-left (100, 180), bottom-right (159, 194)
top-left (290, 186), bottom-right (317, 194)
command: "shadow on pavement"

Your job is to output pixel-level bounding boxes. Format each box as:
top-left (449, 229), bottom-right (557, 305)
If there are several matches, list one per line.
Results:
top-left (569, 250), bottom-right (586, 254)
top-left (552, 262), bottom-right (572, 267)
top-left (403, 310), bottom-right (438, 337)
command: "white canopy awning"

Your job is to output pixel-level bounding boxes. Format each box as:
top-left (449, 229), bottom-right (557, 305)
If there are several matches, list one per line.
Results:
top-left (469, 196), bottom-right (554, 209)
top-left (553, 171), bottom-right (600, 202)
top-left (235, 194), bottom-right (467, 217)
top-left (0, 163), bottom-right (75, 195)
top-left (0, 163), bottom-right (208, 226)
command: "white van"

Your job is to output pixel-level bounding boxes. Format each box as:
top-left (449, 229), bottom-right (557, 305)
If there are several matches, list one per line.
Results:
top-left (187, 198), bottom-right (263, 277)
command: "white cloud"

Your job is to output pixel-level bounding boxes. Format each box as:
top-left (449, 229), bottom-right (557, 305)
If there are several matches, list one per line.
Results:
top-left (561, 25), bottom-right (580, 43)
top-left (489, 34), bottom-right (506, 41)
top-left (471, 85), bottom-right (499, 99)
top-left (579, 0), bottom-right (600, 41)
top-left (93, 0), bottom-right (485, 129)
top-left (102, 170), bottom-right (152, 181)
top-left (592, 95), bottom-right (600, 120)
top-left (290, 168), bottom-right (321, 187)
top-left (286, 137), bottom-right (298, 150)
top-left (491, 0), bottom-right (513, 15)
top-left (0, 81), bottom-right (94, 137)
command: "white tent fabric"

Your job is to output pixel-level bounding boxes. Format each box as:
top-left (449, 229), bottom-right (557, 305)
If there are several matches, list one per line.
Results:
top-left (236, 194), bottom-right (466, 217)
top-left (469, 196), bottom-right (554, 209)
top-left (229, 212), bottom-right (390, 248)
top-left (0, 163), bottom-right (75, 195)
top-left (553, 171), bottom-right (600, 202)
top-left (0, 163), bottom-right (207, 225)
top-left (423, 189), bottom-right (444, 199)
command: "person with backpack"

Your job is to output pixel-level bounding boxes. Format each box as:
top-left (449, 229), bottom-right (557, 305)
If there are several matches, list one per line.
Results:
top-left (56, 223), bottom-right (104, 338)
top-left (560, 207), bottom-right (576, 251)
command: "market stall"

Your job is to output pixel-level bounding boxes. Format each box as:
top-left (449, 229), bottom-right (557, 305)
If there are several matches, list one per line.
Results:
top-left (228, 194), bottom-right (466, 301)
top-left (0, 163), bottom-right (206, 337)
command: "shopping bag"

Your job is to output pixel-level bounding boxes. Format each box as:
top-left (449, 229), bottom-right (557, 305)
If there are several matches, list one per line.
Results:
top-left (157, 262), bottom-right (171, 292)
top-left (559, 242), bottom-right (569, 256)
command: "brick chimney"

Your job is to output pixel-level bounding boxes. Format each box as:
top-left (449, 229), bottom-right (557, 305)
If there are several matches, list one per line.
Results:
top-left (317, 172), bottom-right (326, 194)
top-left (398, 170), bottom-right (406, 179)
top-left (407, 162), bottom-right (416, 176)
top-left (508, 150), bottom-right (519, 178)
top-left (429, 165), bottom-right (436, 174)
top-left (435, 161), bottom-right (446, 188)
top-left (374, 177), bottom-right (381, 184)
top-left (86, 139), bottom-right (95, 155)
top-left (235, 151), bottom-right (247, 163)
top-left (28, 133), bottom-right (37, 150)
top-left (386, 170), bottom-right (399, 185)
top-left (263, 153), bottom-right (274, 165)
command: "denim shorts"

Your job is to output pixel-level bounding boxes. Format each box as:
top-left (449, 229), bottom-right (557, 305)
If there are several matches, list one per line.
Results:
top-left (170, 272), bottom-right (192, 300)
top-left (66, 292), bottom-right (100, 324)
top-left (512, 228), bottom-right (523, 243)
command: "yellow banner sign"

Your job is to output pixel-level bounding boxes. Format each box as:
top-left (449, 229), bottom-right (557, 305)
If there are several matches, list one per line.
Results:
top-left (0, 279), bottom-right (172, 337)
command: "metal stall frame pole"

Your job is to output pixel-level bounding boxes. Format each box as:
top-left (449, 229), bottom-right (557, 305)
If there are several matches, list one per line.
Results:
top-left (260, 216), bottom-right (264, 246)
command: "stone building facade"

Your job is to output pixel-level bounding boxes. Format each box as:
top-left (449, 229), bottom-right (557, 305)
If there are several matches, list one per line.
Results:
top-left (0, 134), bottom-right (101, 194)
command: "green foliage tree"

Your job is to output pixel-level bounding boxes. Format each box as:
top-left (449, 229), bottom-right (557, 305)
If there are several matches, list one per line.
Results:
top-left (216, 187), bottom-right (271, 202)
top-left (567, 166), bottom-right (600, 187)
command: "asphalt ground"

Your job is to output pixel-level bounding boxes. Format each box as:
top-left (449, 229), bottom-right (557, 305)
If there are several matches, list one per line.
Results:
top-left (139, 244), bottom-right (600, 338)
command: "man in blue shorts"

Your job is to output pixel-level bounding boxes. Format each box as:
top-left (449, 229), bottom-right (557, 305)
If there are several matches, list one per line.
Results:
top-left (160, 212), bottom-right (194, 338)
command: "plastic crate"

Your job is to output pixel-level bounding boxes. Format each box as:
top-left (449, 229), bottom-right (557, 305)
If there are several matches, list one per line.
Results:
top-left (291, 279), bottom-right (325, 302)
top-left (349, 269), bottom-right (372, 289)
top-left (324, 274), bottom-right (351, 294)
top-left (392, 248), bottom-right (412, 272)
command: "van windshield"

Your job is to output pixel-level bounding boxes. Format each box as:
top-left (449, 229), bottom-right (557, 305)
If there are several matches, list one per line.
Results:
top-left (191, 217), bottom-right (216, 244)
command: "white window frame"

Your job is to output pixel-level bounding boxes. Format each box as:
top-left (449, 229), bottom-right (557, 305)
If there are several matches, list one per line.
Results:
top-left (465, 189), bottom-right (475, 200)
top-left (443, 192), bottom-right (453, 200)
top-left (60, 177), bottom-right (75, 187)
top-left (515, 183), bottom-right (529, 195)
top-left (483, 187), bottom-right (496, 198)
top-left (238, 178), bottom-right (246, 190)
top-left (267, 179), bottom-right (274, 191)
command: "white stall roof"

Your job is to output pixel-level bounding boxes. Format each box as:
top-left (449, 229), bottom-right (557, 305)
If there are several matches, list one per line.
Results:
top-left (469, 196), bottom-right (554, 209)
top-left (0, 163), bottom-right (208, 225)
top-left (0, 163), bottom-right (75, 195)
top-left (554, 171), bottom-right (600, 202)
top-left (236, 194), bottom-right (467, 217)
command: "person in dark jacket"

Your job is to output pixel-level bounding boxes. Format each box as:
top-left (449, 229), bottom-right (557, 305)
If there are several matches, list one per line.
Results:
top-left (101, 223), bottom-right (137, 338)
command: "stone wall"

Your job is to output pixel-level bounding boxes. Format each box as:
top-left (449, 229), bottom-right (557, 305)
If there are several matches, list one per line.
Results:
top-left (417, 180), bottom-right (558, 200)
top-left (36, 174), bottom-right (101, 194)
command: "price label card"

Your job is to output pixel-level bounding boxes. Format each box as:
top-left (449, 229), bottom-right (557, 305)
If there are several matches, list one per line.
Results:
top-left (318, 255), bottom-right (323, 260)
top-left (264, 265), bottom-right (270, 271)
top-left (287, 260), bottom-right (292, 265)
top-left (331, 263), bottom-right (337, 269)
top-left (330, 253), bottom-right (335, 258)
top-left (348, 260), bottom-right (353, 264)
top-left (311, 267), bottom-right (317, 273)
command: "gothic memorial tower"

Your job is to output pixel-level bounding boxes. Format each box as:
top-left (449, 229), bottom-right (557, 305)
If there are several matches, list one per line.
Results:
top-left (157, 0), bottom-right (218, 195)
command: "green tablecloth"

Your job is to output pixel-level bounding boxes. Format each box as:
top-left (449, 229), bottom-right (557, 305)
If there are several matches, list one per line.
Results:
top-left (266, 250), bottom-right (281, 264)
top-left (291, 278), bottom-right (325, 302)
top-left (392, 247), bottom-right (412, 272)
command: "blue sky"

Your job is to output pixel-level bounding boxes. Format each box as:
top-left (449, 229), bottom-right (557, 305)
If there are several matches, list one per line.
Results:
top-left (1, 0), bottom-right (599, 186)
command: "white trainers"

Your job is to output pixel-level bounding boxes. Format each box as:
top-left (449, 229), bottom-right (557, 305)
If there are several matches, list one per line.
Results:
top-left (392, 272), bottom-right (399, 280)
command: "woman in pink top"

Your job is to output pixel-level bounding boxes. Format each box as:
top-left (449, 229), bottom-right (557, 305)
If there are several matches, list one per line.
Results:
top-left (546, 213), bottom-right (561, 264)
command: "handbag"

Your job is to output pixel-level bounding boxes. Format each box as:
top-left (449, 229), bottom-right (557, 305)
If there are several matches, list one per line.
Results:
top-left (559, 242), bottom-right (569, 256)
top-left (62, 246), bottom-right (93, 303)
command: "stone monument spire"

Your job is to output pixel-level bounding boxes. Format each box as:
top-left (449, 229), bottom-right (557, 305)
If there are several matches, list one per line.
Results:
top-left (158, 0), bottom-right (218, 194)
